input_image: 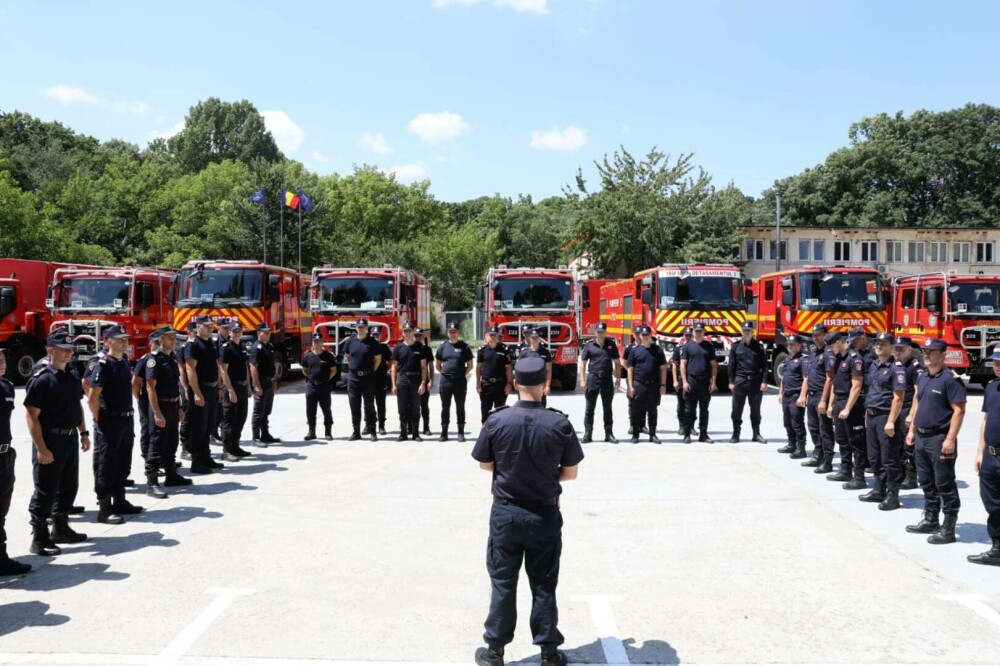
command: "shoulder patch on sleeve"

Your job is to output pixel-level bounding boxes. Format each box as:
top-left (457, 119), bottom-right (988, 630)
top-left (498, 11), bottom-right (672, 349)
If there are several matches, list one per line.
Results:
top-left (546, 406), bottom-right (568, 417)
top-left (146, 358), bottom-right (157, 368)
top-left (98, 358), bottom-right (107, 365)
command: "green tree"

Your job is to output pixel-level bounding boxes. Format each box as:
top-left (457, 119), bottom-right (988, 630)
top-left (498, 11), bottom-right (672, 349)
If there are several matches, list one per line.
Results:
top-left (0, 110), bottom-right (101, 200)
top-left (419, 219), bottom-right (502, 310)
top-left (168, 98), bottom-right (283, 174)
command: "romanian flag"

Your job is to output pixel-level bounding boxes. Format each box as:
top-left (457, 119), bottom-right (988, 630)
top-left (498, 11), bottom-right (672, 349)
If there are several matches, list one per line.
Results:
top-left (281, 188), bottom-right (300, 210)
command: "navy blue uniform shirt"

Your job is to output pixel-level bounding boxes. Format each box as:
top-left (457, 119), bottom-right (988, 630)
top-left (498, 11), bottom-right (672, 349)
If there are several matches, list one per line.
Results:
top-left (477, 343), bottom-right (512, 380)
top-left (24, 365), bottom-right (84, 430)
top-left (519, 343), bottom-right (552, 364)
top-left (626, 343), bottom-right (666, 382)
top-left (436, 340), bottom-right (473, 378)
top-left (92, 355), bottom-right (134, 412)
top-left (805, 345), bottom-right (827, 393)
top-left (581, 338), bottom-right (619, 375)
top-left (894, 357), bottom-right (922, 408)
top-left (374, 341), bottom-right (391, 376)
top-left (781, 351), bottom-right (805, 394)
top-left (220, 340), bottom-right (248, 383)
top-left (145, 350), bottom-right (181, 399)
top-left (0, 378), bottom-right (14, 443)
top-left (471, 401), bottom-right (584, 500)
top-left (303, 349), bottom-right (336, 384)
top-left (392, 341), bottom-right (424, 375)
top-left (914, 368), bottom-right (966, 430)
top-left (680, 340), bottom-right (715, 377)
top-left (249, 340), bottom-right (276, 379)
top-left (728, 338), bottom-right (767, 381)
top-left (864, 356), bottom-right (897, 410)
top-left (188, 337), bottom-right (220, 384)
top-left (984, 379), bottom-right (1000, 446)
top-left (133, 352), bottom-right (151, 401)
top-left (344, 335), bottom-right (380, 373)
top-left (833, 349), bottom-right (865, 396)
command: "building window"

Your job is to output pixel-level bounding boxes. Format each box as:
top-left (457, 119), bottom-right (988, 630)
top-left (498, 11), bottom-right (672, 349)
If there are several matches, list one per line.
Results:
top-left (769, 240), bottom-right (787, 261)
top-left (798, 239), bottom-right (811, 262)
top-left (813, 240), bottom-right (825, 262)
top-left (953, 242), bottom-right (971, 263)
top-left (745, 239), bottom-right (764, 261)
top-left (928, 241), bottom-right (948, 263)
top-left (886, 241), bottom-right (903, 263)
top-left (860, 240), bottom-right (878, 263)
top-left (834, 241), bottom-right (851, 262)
top-left (976, 241), bottom-right (995, 263)
top-left (908, 241), bottom-right (925, 263)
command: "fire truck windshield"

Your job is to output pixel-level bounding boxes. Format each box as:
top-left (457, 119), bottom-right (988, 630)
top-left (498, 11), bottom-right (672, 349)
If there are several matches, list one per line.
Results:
top-left (949, 283), bottom-right (1000, 315)
top-left (316, 277), bottom-right (394, 311)
top-left (494, 278), bottom-right (572, 310)
top-left (656, 276), bottom-right (745, 310)
top-left (177, 268), bottom-right (262, 306)
top-left (57, 278), bottom-right (130, 311)
top-left (798, 273), bottom-right (883, 310)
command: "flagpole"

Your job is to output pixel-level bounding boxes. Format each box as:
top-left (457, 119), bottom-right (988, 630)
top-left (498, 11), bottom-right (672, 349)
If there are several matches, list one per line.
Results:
top-left (298, 200), bottom-right (303, 275)
top-left (262, 197), bottom-right (268, 265)
top-left (279, 192), bottom-right (285, 268)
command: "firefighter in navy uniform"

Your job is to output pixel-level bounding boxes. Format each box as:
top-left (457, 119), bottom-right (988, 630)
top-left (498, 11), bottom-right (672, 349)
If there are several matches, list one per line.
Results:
top-left (218, 322), bottom-right (252, 457)
top-left (680, 323), bottom-right (718, 443)
top-left (249, 323), bottom-right (280, 446)
top-left (344, 318), bottom-right (382, 441)
top-left (132, 333), bottom-right (158, 465)
top-left (969, 349), bottom-right (1000, 566)
top-left (578, 322), bottom-right (621, 444)
top-left (670, 328), bottom-right (692, 437)
top-left (178, 319), bottom-right (197, 461)
top-left (802, 324), bottom-right (834, 469)
top-left (417, 328), bottom-right (434, 436)
top-left (859, 332), bottom-right (905, 510)
top-left (145, 326), bottom-right (192, 498)
top-left (391, 322), bottom-right (427, 441)
top-left (437, 321), bottom-right (474, 442)
top-left (893, 337), bottom-right (923, 489)
top-left (729, 321), bottom-right (769, 444)
top-left (625, 325), bottom-right (666, 444)
top-left (477, 325), bottom-right (514, 425)
top-left (905, 338), bottom-right (967, 545)
top-left (209, 319), bottom-right (232, 444)
top-left (371, 328), bottom-right (391, 436)
top-left (777, 334), bottom-right (808, 458)
top-left (518, 328), bottom-right (553, 408)
top-left (185, 315), bottom-right (224, 473)
top-left (826, 330), bottom-right (867, 489)
top-left (302, 336), bottom-right (336, 441)
top-left (471, 356), bottom-right (583, 666)
top-left (89, 325), bottom-right (143, 524)
top-left (24, 331), bottom-right (92, 557)
top-left (0, 350), bottom-right (32, 575)
top-left (817, 331), bottom-right (844, 475)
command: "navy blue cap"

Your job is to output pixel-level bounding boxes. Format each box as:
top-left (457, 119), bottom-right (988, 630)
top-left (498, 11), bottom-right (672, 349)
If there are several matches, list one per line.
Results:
top-left (894, 336), bottom-right (913, 347)
top-left (529, 327), bottom-right (542, 337)
top-left (216, 317), bottom-right (232, 328)
top-left (923, 338), bottom-right (947, 352)
top-left (229, 320), bottom-right (243, 330)
top-left (683, 327), bottom-right (693, 338)
top-left (102, 324), bottom-right (128, 340)
top-left (825, 332), bottom-right (843, 345)
top-left (786, 334), bottom-right (805, 345)
top-left (741, 321), bottom-right (754, 331)
top-left (514, 356), bottom-right (547, 386)
top-left (46, 330), bottom-right (76, 349)
top-left (194, 314), bottom-right (213, 326)
top-left (521, 324), bottom-right (532, 333)
top-left (448, 321), bottom-right (460, 331)
top-left (987, 349), bottom-right (1000, 362)
top-left (487, 325), bottom-right (502, 335)
top-left (846, 327), bottom-right (866, 343)
top-left (150, 325), bottom-right (175, 341)
top-left (595, 322), bottom-right (607, 332)
top-left (256, 322), bottom-right (271, 332)
top-left (403, 321), bottom-right (414, 332)
top-left (371, 328), bottom-right (381, 338)
top-left (637, 325), bottom-right (652, 335)
top-left (693, 322), bottom-right (706, 331)
top-left (812, 323), bottom-right (828, 335)
top-left (874, 332), bottom-right (895, 344)
top-left (356, 318), bottom-right (369, 328)
top-left (413, 327), bottom-right (423, 335)
top-left (186, 319), bottom-right (197, 331)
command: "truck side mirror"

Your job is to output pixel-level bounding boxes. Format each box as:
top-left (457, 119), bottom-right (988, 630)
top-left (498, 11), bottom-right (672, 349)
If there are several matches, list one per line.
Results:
top-left (780, 276), bottom-right (793, 290)
top-left (139, 283), bottom-right (155, 307)
top-left (744, 288), bottom-right (754, 306)
top-left (0, 286), bottom-right (15, 317)
top-left (781, 290), bottom-right (794, 307)
top-left (926, 287), bottom-right (941, 313)
top-left (581, 284), bottom-right (590, 310)
top-left (641, 288), bottom-right (653, 305)
top-left (268, 274), bottom-right (281, 302)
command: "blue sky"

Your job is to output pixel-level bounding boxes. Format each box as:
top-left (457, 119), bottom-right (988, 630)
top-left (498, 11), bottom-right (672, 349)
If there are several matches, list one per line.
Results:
top-left (2, 0), bottom-right (999, 202)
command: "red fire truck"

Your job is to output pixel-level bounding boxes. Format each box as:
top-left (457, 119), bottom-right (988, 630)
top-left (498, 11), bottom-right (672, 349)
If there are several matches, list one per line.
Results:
top-left (309, 264), bottom-right (430, 378)
top-left (476, 265), bottom-right (581, 387)
top-left (48, 266), bottom-right (176, 364)
top-left (578, 278), bottom-right (613, 339)
top-left (0, 259), bottom-right (97, 383)
top-left (173, 260), bottom-right (311, 378)
top-left (891, 272), bottom-right (1000, 385)
top-left (600, 264), bottom-right (752, 386)
top-left (751, 266), bottom-right (889, 380)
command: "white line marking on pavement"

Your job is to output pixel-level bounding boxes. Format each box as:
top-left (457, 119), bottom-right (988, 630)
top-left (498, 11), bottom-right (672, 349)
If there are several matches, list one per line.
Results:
top-left (571, 594), bottom-right (630, 665)
top-left (151, 587), bottom-right (255, 666)
top-left (937, 593), bottom-right (1000, 628)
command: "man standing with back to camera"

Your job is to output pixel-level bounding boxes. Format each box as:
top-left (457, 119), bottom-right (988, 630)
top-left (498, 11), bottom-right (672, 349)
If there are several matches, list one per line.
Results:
top-left (471, 356), bottom-right (583, 666)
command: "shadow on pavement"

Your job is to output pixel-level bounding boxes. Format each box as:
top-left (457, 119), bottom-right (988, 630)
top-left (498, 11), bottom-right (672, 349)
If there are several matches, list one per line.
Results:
top-left (1, 561), bottom-right (128, 592)
top-left (187, 481), bottom-right (258, 496)
top-left (126, 505), bottom-right (224, 524)
top-left (0, 601), bottom-right (70, 637)
top-left (219, 462), bottom-right (288, 475)
top-left (505, 637), bottom-right (681, 665)
top-left (63, 530), bottom-right (180, 557)
top-left (956, 522), bottom-right (993, 544)
top-left (250, 452), bottom-right (308, 462)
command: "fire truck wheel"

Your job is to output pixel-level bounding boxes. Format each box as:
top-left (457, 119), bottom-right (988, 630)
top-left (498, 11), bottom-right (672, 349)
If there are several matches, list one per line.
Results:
top-left (772, 350), bottom-right (788, 386)
top-left (7, 346), bottom-right (41, 386)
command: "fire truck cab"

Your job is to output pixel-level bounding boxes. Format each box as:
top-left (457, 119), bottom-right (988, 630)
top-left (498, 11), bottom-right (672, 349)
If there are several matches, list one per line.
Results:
top-left (892, 272), bottom-right (1000, 385)
top-left (48, 266), bottom-right (175, 364)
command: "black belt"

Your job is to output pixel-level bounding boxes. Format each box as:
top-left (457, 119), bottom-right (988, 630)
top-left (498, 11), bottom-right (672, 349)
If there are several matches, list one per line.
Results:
top-left (783, 390), bottom-right (801, 397)
top-left (101, 410), bottom-right (134, 418)
top-left (917, 426), bottom-right (949, 437)
top-left (987, 445), bottom-right (1000, 456)
top-left (635, 378), bottom-right (657, 385)
top-left (494, 497), bottom-right (558, 508)
top-left (0, 442), bottom-right (10, 454)
top-left (403, 372), bottom-right (422, 376)
top-left (808, 389), bottom-right (822, 397)
top-left (866, 408), bottom-right (890, 416)
top-left (44, 428), bottom-right (77, 436)
top-left (834, 393), bottom-right (849, 399)
top-left (309, 380), bottom-right (329, 386)
top-left (200, 381), bottom-right (218, 388)
top-left (159, 397), bottom-right (180, 403)
top-left (351, 370), bottom-right (371, 377)
top-left (589, 371), bottom-right (611, 378)
top-left (232, 380), bottom-right (247, 386)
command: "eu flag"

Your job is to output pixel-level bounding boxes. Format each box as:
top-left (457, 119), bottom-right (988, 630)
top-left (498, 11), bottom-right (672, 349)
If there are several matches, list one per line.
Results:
top-left (298, 189), bottom-right (314, 213)
top-left (248, 187), bottom-right (266, 204)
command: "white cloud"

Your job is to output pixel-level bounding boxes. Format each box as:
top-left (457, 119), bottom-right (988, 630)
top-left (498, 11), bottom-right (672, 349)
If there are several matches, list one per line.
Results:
top-left (114, 100), bottom-right (150, 117)
top-left (360, 131), bottom-right (393, 155)
top-left (530, 125), bottom-right (588, 152)
top-left (44, 84), bottom-right (100, 105)
top-left (262, 110), bottom-right (305, 154)
top-left (407, 112), bottom-right (469, 144)
top-left (388, 163), bottom-right (428, 182)
top-left (149, 120), bottom-right (185, 141)
top-left (312, 151), bottom-right (329, 162)
top-left (432, 0), bottom-right (549, 12)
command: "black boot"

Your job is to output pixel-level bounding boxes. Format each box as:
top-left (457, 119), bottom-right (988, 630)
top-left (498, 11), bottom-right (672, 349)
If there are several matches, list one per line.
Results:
top-left (324, 424), bottom-right (333, 441)
top-left (146, 473), bottom-right (168, 499)
top-left (682, 429), bottom-right (692, 444)
top-left (474, 646), bottom-right (504, 666)
top-left (842, 466), bottom-right (868, 491)
top-left (68, 505), bottom-right (85, 515)
top-left (630, 425), bottom-right (639, 444)
top-left (649, 433), bottom-right (661, 444)
top-left (752, 432), bottom-right (768, 444)
top-left (906, 509), bottom-right (940, 534)
top-left (439, 427), bottom-right (449, 442)
top-left (878, 484), bottom-right (901, 511)
top-left (802, 449), bottom-right (822, 467)
top-left (728, 428), bottom-right (740, 444)
top-left (164, 468), bottom-right (193, 486)
top-left (29, 524), bottom-right (61, 556)
top-left (112, 491), bottom-right (144, 516)
top-left (222, 446), bottom-right (243, 462)
top-left (262, 432), bottom-right (282, 444)
top-left (582, 429), bottom-right (593, 444)
top-left (541, 646), bottom-right (568, 666)
top-left (901, 460), bottom-right (918, 490)
top-left (370, 430), bottom-right (378, 442)
top-left (698, 429), bottom-right (713, 443)
top-left (457, 426), bottom-right (466, 443)
top-left (411, 421), bottom-right (423, 442)
top-left (859, 480), bottom-right (886, 503)
top-left (0, 544), bottom-right (32, 575)
top-left (777, 440), bottom-right (796, 454)
top-left (252, 428), bottom-right (262, 447)
top-left (968, 538), bottom-right (1000, 566)
top-left (348, 429), bottom-right (361, 441)
top-left (97, 497), bottom-right (124, 525)
top-left (50, 516), bottom-right (88, 544)
top-left (190, 459), bottom-right (216, 474)
top-left (605, 429), bottom-right (617, 444)
top-left (361, 425), bottom-right (373, 436)
top-left (815, 451), bottom-right (833, 474)
top-left (423, 420), bottom-right (432, 436)
top-left (304, 428), bottom-right (317, 441)
top-left (378, 422), bottom-right (387, 437)
top-left (827, 454), bottom-right (853, 481)
top-left (790, 441), bottom-right (807, 459)
top-left (927, 514), bottom-right (958, 545)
